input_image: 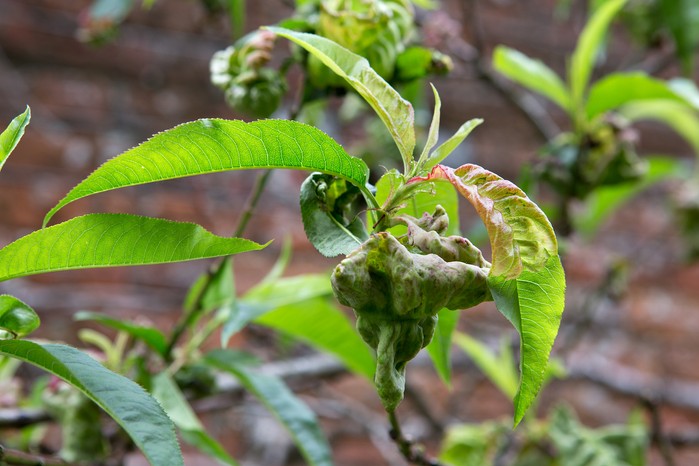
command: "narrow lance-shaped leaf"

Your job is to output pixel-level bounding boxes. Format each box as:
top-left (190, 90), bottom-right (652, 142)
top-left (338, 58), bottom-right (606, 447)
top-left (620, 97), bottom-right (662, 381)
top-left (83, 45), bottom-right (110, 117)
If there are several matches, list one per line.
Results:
top-left (267, 27), bottom-right (416, 170)
top-left (424, 119), bottom-right (483, 171)
top-left (488, 254), bottom-right (566, 426)
top-left (416, 84), bottom-right (442, 170)
top-left (204, 349), bottom-right (334, 466)
top-left (569, 0), bottom-right (627, 109)
top-left (151, 373), bottom-right (238, 465)
top-left (44, 119), bottom-right (370, 226)
top-left (492, 46), bottom-right (570, 112)
top-left (414, 164), bottom-right (557, 279)
top-left (75, 311), bottom-right (168, 358)
top-left (0, 295), bottom-right (40, 338)
top-left (1, 106), bottom-right (30, 173)
top-left (0, 214), bottom-right (267, 282)
top-left (425, 308), bottom-right (459, 386)
top-left (0, 340), bottom-right (183, 466)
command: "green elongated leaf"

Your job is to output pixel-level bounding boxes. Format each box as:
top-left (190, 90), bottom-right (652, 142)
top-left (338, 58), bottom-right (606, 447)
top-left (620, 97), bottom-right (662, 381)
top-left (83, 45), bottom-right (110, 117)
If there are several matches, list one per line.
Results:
top-left (0, 214), bottom-right (267, 283)
top-left (487, 254), bottom-right (566, 426)
top-left (74, 311), bottom-right (168, 357)
top-left (300, 173), bottom-right (367, 257)
top-left (221, 274), bottom-right (332, 343)
top-left (620, 100), bottom-right (699, 154)
top-left (255, 297), bottom-right (375, 379)
top-left (376, 170), bottom-right (461, 237)
top-left (574, 156), bottom-right (685, 236)
top-left (1, 106), bottom-right (30, 173)
top-left (267, 27), bottom-right (416, 169)
top-left (492, 46), bottom-right (570, 112)
top-left (222, 273), bottom-right (375, 378)
top-left (184, 256), bottom-right (235, 314)
top-left (425, 308), bottom-right (458, 386)
top-left (569, 0), bottom-right (627, 109)
top-left (423, 119), bottom-right (483, 172)
top-left (0, 295), bottom-right (40, 338)
top-left (204, 349), bottom-right (333, 466)
top-left (0, 340), bottom-right (182, 466)
top-left (415, 164), bottom-right (557, 279)
top-left (151, 373), bottom-right (238, 465)
top-left (44, 119), bottom-right (369, 226)
top-left (453, 332), bottom-right (518, 399)
top-left (416, 84), bottom-right (442, 169)
top-left (586, 72), bottom-right (689, 118)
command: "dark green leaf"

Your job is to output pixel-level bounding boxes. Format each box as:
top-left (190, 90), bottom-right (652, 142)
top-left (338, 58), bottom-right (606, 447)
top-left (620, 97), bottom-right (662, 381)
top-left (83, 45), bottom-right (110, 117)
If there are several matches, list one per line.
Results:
top-left (0, 340), bottom-right (183, 466)
top-left (660, 0), bottom-right (699, 76)
top-left (74, 311), bottom-right (168, 357)
top-left (492, 46), bottom-right (570, 111)
top-left (44, 119), bottom-right (370, 226)
top-left (487, 254), bottom-right (566, 426)
top-left (267, 27), bottom-right (416, 169)
top-left (300, 173), bottom-right (367, 257)
top-left (0, 106), bottom-right (30, 173)
top-left (0, 295), bottom-right (40, 338)
top-left (151, 372), bottom-right (238, 465)
top-left (425, 308), bottom-right (458, 386)
top-left (205, 349), bottom-right (333, 466)
top-left (586, 72), bottom-right (689, 118)
top-left (0, 214), bottom-right (267, 283)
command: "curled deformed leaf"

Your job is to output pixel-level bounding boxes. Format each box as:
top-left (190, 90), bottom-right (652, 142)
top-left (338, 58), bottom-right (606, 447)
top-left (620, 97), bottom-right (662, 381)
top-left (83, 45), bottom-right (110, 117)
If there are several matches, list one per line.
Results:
top-left (0, 295), bottom-right (40, 338)
top-left (414, 164), bottom-right (557, 279)
top-left (300, 172), bottom-right (368, 257)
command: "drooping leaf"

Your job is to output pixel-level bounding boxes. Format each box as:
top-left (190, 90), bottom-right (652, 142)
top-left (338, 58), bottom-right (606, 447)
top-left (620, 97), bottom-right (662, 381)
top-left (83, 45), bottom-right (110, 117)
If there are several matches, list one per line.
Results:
top-left (619, 99), bottom-right (699, 154)
top-left (74, 311), bottom-right (168, 357)
top-left (0, 106), bottom-right (30, 173)
top-left (0, 340), bottom-right (183, 466)
top-left (415, 164), bottom-right (557, 279)
top-left (453, 332), bottom-right (518, 399)
top-left (492, 46), bottom-right (570, 112)
top-left (586, 72), bottom-right (689, 118)
top-left (267, 27), bottom-right (416, 169)
top-left (425, 308), bottom-right (458, 386)
top-left (221, 274), bottom-right (332, 343)
top-left (222, 273), bottom-right (375, 378)
top-left (0, 214), bottom-right (267, 282)
top-left (300, 173), bottom-right (367, 257)
top-left (487, 254), bottom-right (566, 426)
top-left (255, 297), bottom-right (375, 379)
top-left (151, 372), bottom-right (238, 465)
top-left (574, 156), bottom-right (685, 236)
top-left (0, 295), bottom-right (40, 338)
top-left (204, 349), bottom-right (333, 466)
top-left (569, 0), bottom-right (627, 109)
top-left (44, 119), bottom-right (370, 226)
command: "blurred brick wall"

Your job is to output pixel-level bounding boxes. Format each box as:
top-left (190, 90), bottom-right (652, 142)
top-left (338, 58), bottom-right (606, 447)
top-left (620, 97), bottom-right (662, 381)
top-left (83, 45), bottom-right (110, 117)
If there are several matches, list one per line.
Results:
top-left (2, 1), bottom-right (699, 464)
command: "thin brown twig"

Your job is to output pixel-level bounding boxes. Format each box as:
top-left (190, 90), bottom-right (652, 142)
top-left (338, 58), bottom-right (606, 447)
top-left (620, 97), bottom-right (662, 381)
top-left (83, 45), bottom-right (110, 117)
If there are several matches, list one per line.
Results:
top-left (643, 399), bottom-right (676, 466)
top-left (387, 409), bottom-right (442, 466)
top-left (0, 444), bottom-right (71, 466)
